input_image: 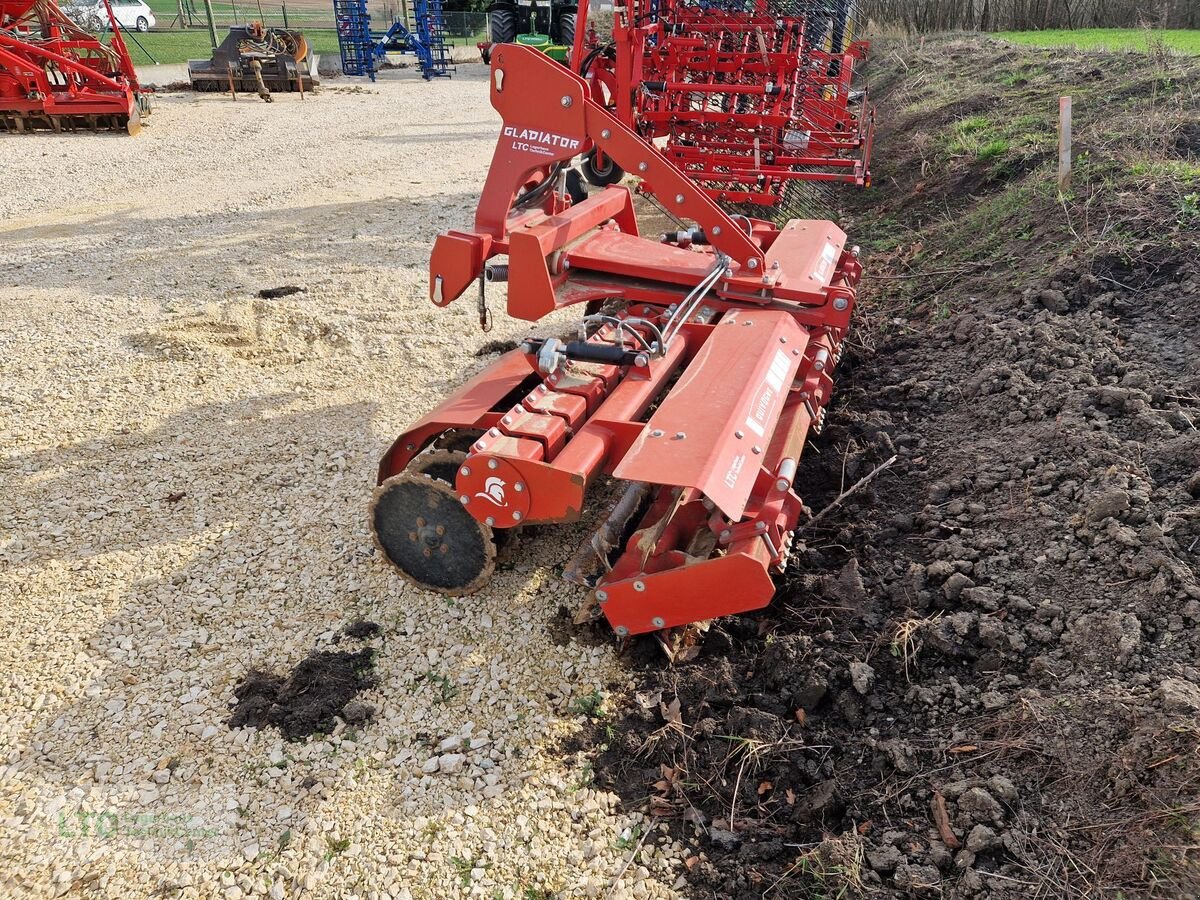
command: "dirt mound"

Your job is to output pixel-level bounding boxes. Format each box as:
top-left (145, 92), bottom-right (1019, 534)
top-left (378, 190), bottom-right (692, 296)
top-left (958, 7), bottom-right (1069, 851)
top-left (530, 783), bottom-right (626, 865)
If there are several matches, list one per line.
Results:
top-left (230, 648), bottom-right (377, 740)
top-left (131, 297), bottom-right (362, 366)
top-left (588, 37), bottom-right (1200, 899)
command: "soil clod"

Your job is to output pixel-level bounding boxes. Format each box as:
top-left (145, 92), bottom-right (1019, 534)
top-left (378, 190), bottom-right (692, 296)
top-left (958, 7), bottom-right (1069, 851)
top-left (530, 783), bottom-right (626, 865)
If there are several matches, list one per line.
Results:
top-left (230, 649), bottom-right (376, 740)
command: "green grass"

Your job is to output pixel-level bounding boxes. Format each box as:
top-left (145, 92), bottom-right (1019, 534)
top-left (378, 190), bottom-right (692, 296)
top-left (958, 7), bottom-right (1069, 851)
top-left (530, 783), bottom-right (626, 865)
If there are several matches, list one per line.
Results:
top-left (119, 27), bottom-right (342, 64)
top-left (996, 28), bottom-right (1200, 55)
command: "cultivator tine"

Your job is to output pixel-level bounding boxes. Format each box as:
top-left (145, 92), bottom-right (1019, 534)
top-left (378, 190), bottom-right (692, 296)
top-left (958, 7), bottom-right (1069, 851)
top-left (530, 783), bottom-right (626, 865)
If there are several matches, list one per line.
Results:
top-left (564, 482), bottom-right (654, 597)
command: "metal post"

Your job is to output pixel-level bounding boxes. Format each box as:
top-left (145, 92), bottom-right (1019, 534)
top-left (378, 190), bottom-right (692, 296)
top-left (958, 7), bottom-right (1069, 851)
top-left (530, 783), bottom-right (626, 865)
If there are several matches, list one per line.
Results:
top-left (175, 0), bottom-right (185, 29)
top-left (1058, 96), bottom-right (1072, 194)
top-left (202, 0), bottom-right (219, 49)
top-left (281, 1), bottom-right (288, 28)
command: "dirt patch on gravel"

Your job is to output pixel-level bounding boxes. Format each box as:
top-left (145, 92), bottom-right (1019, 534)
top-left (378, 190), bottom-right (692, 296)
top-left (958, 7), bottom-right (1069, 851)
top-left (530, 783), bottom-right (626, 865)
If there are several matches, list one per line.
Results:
top-left (586, 37), bottom-right (1200, 900)
top-left (230, 648), bottom-right (378, 741)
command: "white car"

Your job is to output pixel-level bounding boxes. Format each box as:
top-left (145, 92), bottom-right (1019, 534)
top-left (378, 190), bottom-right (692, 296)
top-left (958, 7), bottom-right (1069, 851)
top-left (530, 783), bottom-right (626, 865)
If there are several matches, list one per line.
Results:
top-left (66, 0), bottom-right (157, 32)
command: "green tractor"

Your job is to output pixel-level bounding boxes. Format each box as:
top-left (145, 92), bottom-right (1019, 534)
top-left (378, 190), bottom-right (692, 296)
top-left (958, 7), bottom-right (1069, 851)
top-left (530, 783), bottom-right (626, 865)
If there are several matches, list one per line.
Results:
top-left (479, 0), bottom-right (575, 64)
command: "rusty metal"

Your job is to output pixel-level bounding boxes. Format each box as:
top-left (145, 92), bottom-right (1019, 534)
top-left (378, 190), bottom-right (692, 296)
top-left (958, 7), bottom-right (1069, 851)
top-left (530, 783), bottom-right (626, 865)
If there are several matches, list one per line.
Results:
top-left (188, 23), bottom-right (316, 98)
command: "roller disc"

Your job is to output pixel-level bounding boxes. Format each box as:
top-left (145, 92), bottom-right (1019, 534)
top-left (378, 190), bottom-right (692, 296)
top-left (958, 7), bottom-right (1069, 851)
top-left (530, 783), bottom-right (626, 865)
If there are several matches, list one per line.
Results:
top-left (410, 448), bottom-right (518, 555)
top-left (410, 449), bottom-right (471, 484)
top-left (370, 469), bottom-right (496, 595)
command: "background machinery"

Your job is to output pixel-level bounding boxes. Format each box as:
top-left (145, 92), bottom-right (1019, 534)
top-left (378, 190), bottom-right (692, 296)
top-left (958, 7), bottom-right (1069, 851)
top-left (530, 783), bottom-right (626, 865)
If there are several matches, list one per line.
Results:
top-left (478, 0), bottom-right (574, 64)
top-left (0, 0), bottom-right (147, 133)
top-left (369, 37), bottom-right (866, 640)
top-left (188, 22), bottom-right (317, 98)
top-left (573, 0), bottom-right (873, 218)
top-left (334, 0), bottom-right (452, 81)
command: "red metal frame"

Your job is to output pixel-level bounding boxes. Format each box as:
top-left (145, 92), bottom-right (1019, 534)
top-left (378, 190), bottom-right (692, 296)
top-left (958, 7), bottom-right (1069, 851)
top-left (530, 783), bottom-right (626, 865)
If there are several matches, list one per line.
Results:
top-left (571, 0), bottom-right (874, 209)
top-left (0, 0), bottom-right (142, 132)
top-left (377, 45), bottom-right (863, 635)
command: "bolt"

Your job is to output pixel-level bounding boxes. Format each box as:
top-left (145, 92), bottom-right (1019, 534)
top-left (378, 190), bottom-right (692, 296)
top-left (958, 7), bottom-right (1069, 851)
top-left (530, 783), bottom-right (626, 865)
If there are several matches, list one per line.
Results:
top-left (833, 297), bottom-right (849, 311)
top-left (460, 466), bottom-right (471, 476)
top-left (460, 495), bottom-right (469, 504)
top-left (489, 427), bottom-right (500, 436)
top-left (650, 429), bottom-right (664, 437)
top-left (674, 431), bottom-right (686, 440)
top-left (734, 430), bottom-right (744, 439)
top-left (712, 226), bottom-right (721, 236)
top-left (793, 348), bottom-right (801, 356)
top-left (638, 161), bottom-right (648, 172)
top-left (601, 128), bottom-right (611, 139)
top-left (514, 482), bottom-right (524, 492)
top-left (615, 626), bottom-right (629, 638)
top-left (776, 478), bottom-right (789, 492)
top-left (674, 193), bottom-right (684, 204)
top-left (560, 95), bottom-right (573, 107)
top-left (485, 516), bottom-right (495, 526)
top-left (756, 521), bottom-right (766, 531)
top-left (747, 258), bottom-right (758, 270)
top-left (502, 415), bottom-right (512, 425)
top-left (720, 529), bottom-right (731, 540)
top-left (512, 511), bottom-right (522, 522)
top-left (475, 441), bottom-right (486, 450)
top-left (436, 525), bottom-right (445, 535)
top-left (596, 590), bottom-right (608, 603)
top-left (488, 459), bottom-right (499, 470)
top-left (652, 617), bottom-right (665, 628)
top-left (779, 336), bottom-right (787, 343)
top-left (752, 446), bottom-right (762, 455)
top-left (405, 443), bottom-right (415, 451)
top-left (633, 580), bottom-right (646, 592)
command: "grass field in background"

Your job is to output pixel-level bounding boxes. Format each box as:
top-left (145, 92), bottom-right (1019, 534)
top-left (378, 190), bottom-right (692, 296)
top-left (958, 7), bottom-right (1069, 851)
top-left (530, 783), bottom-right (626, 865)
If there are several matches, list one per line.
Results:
top-left (996, 29), bottom-right (1200, 54)
top-left (120, 27), bottom-right (343, 63)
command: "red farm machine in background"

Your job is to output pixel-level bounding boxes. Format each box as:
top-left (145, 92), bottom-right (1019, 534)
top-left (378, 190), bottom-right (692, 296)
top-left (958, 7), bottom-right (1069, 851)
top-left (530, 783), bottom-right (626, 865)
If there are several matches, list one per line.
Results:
top-left (0, 0), bottom-right (148, 133)
top-left (371, 0), bottom-right (872, 646)
top-left (573, 0), bottom-right (873, 215)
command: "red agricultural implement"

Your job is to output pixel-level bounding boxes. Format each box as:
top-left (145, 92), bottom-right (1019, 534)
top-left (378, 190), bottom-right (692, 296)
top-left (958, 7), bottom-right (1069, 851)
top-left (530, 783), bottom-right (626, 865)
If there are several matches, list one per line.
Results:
top-left (0, 0), bottom-right (146, 133)
top-left (370, 43), bottom-right (863, 641)
top-left (573, 0), bottom-right (874, 215)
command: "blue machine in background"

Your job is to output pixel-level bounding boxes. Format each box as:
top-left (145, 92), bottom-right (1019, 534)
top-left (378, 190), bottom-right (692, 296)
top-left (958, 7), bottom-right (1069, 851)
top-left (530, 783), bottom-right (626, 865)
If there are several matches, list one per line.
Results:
top-left (334, 0), bottom-right (453, 81)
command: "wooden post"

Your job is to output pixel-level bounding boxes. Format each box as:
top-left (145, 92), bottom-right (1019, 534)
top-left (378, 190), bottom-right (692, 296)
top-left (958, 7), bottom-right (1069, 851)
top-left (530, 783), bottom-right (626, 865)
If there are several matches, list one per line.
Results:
top-left (1058, 96), bottom-right (1072, 194)
top-left (202, 0), bottom-right (219, 49)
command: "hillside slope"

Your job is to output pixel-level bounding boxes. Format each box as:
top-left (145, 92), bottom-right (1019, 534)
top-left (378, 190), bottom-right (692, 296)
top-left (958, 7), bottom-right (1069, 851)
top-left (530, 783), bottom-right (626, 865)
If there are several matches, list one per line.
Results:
top-left (588, 35), bottom-right (1200, 900)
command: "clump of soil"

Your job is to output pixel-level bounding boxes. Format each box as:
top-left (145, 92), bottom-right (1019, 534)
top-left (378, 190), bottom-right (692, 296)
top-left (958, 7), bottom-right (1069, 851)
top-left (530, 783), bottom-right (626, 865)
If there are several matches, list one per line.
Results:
top-left (341, 619), bottom-right (381, 640)
top-left (230, 649), bottom-right (377, 740)
top-left (588, 37), bottom-right (1200, 900)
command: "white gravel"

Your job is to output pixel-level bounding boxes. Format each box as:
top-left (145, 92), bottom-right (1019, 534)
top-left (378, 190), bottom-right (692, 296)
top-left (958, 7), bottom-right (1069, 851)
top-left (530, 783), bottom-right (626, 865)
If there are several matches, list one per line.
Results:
top-left (0, 70), bottom-right (683, 899)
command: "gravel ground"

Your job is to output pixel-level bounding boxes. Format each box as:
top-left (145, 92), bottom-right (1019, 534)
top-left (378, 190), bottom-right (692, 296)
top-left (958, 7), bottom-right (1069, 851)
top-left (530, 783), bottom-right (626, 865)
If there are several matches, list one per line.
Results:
top-left (0, 70), bottom-right (684, 899)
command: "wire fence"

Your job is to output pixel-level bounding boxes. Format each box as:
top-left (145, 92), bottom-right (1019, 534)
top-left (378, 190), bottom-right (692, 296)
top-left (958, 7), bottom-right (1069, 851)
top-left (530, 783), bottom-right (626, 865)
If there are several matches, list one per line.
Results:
top-left (165, 2), bottom-right (485, 42)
